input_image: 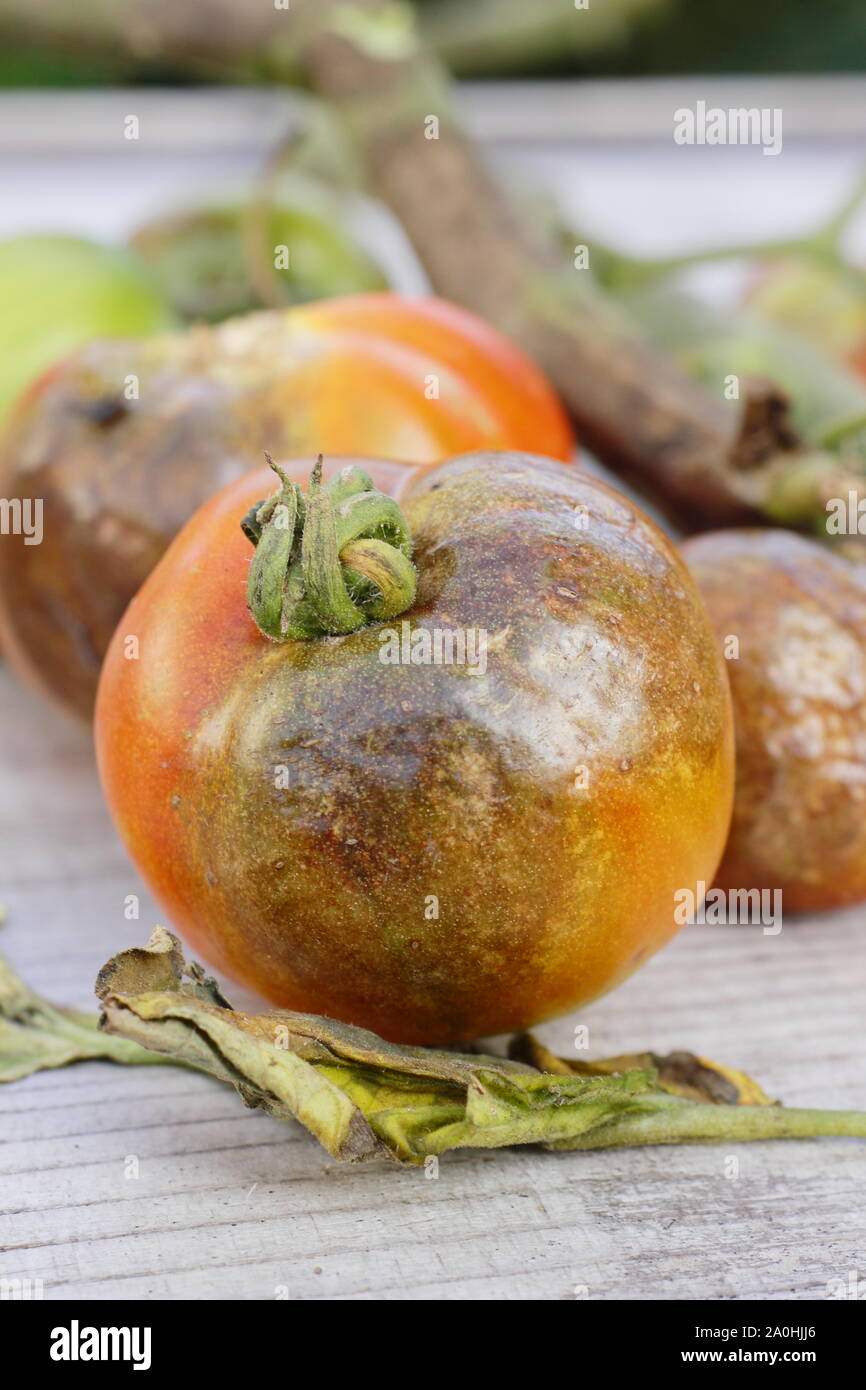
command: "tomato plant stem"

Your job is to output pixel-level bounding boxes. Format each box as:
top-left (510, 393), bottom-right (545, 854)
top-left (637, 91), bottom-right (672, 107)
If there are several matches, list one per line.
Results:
top-left (554, 1103), bottom-right (866, 1150)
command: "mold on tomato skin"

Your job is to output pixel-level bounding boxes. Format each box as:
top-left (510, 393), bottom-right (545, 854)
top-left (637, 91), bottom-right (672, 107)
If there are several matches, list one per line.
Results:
top-left (0, 296), bottom-right (573, 720)
top-left (96, 451), bottom-right (733, 1044)
top-left (683, 527), bottom-right (866, 914)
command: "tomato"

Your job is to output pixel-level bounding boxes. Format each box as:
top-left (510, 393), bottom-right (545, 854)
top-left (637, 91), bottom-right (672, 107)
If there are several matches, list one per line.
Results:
top-left (96, 450), bottom-right (733, 1045)
top-left (271, 295), bottom-right (575, 462)
top-left (0, 293), bottom-right (573, 720)
top-left (0, 233), bottom-right (176, 422)
top-left (683, 528), bottom-right (866, 913)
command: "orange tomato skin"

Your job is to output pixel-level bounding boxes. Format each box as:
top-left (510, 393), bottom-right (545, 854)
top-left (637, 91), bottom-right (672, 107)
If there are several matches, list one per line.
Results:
top-left (291, 294), bottom-right (575, 461)
top-left (97, 452), bottom-right (733, 1045)
top-left (0, 293), bottom-right (573, 720)
top-left (850, 341), bottom-right (866, 381)
top-left (95, 457), bottom-right (416, 999)
top-left (684, 528), bottom-right (866, 913)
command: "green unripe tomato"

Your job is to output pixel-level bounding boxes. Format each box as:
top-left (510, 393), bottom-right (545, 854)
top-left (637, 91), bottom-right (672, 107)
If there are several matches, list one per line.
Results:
top-left (0, 234), bottom-right (176, 420)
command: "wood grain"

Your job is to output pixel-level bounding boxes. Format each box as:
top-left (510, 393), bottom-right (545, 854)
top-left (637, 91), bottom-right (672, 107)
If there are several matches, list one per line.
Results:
top-left (0, 664), bottom-right (864, 1301)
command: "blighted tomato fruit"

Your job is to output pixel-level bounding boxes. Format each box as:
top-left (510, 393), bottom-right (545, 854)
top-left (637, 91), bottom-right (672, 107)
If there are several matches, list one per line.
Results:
top-left (0, 293), bottom-right (573, 720)
top-left (683, 527), bottom-right (866, 913)
top-left (96, 452), bottom-right (734, 1044)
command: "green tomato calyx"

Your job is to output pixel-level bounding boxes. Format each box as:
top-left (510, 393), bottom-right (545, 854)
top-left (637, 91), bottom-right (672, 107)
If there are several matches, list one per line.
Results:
top-left (243, 453), bottom-right (417, 641)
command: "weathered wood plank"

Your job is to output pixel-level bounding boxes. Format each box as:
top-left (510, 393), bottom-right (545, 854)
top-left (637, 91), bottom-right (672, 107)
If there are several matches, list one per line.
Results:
top-left (1, 656), bottom-right (864, 1302)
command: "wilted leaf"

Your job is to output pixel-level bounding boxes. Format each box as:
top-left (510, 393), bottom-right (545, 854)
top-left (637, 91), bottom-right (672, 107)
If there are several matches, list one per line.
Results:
top-left (94, 930), bottom-right (866, 1162)
top-left (95, 928), bottom-right (534, 1162)
top-left (509, 1033), bottom-right (776, 1106)
top-left (4, 929), bottom-right (866, 1163)
top-left (0, 948), bottom-right (171, 1082)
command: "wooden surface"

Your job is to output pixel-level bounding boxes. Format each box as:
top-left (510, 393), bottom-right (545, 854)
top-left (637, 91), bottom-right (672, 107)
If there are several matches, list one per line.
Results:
top-left (1, 665), bottom-right (865, 1301)
top-left (1, 82), bottom-right (866, 1302)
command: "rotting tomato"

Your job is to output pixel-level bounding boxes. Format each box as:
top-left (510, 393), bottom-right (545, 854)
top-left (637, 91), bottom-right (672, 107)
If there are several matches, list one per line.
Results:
top-left (96, 451), bottom-right (733, 1045)
top-left (0, 293), bottom-right (573, 721)
top-left (683, 528), bottom-right (866, 913)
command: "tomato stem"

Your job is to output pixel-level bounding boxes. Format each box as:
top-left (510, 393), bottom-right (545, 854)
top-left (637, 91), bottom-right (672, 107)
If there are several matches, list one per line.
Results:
top-left (550, 1100), bottom-right (866, 1151)
top-left (244, 453), bottom-right (417, 641)
top-left (593, 169), bottom-right (866, 295)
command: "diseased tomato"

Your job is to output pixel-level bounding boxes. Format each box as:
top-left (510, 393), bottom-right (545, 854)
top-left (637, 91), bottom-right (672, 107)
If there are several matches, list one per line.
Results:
top-left (0, 293), bottom-right (573, 720)
top-left (96, 451), bottom-right (732, 1045)
top-left (683, 528), bottom-right (866, 913)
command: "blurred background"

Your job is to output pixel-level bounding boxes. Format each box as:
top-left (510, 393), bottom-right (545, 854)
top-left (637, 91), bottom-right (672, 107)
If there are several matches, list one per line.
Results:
top-left (1, 0), bottom-right (865, 451)
top-left (3, 0), bottom-right (866, 83)
top-left (0, 0), bottom-right (864, 308)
